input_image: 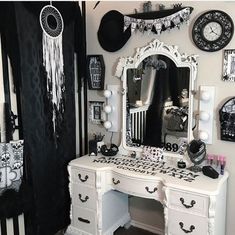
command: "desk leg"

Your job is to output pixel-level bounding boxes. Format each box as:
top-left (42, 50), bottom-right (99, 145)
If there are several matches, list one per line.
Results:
top-left (124, 221), bottom-right (131, 229)
top-left (97, 192), bottom-right (103, 233)
top-left (163, 186), bottom-right (169, 235)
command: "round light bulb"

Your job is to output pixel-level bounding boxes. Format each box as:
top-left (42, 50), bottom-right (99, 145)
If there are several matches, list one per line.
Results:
top-left (199, 131), bottom-right (209, 141)
top-left (200, 91), bottom-right (210, 101)
top-left (104, 105), bottom-right (112, 114)
top-left (104, 90), bottom-right (112, 98)
top-left (103, 121), bottom-right (112, 129)
top-left (199, 111), bottom-right (210, 121)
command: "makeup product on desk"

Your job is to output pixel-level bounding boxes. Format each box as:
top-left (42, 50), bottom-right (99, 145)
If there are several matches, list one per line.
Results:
top-left (207, 154), bottom-right (227, 175)
top-left (216, 155), bottom-right (220, 168)
top-left (219, 156), bottom-right (226, 175)
top-left (177, 160), bottom-right (186, 169)
top-left (202, 165), bottom-right (219, 179)
top-left (207, 154), bottom-right (213, 165)
top-left (89, 139), bottom-right (98, 156)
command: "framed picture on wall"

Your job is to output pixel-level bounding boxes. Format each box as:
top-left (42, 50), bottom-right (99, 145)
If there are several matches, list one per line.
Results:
top-left (89, 101), bottom-right (104, 124)
top-left (87, 55), bottom-right (105, 90)
top-left (223, 49), bottom-right (235, 82)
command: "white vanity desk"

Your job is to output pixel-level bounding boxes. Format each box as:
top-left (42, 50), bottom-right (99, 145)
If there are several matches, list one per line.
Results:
top-left (66, 39), bottom-right (228, 235)
top-left (66, 154), bottom-right (228, 235)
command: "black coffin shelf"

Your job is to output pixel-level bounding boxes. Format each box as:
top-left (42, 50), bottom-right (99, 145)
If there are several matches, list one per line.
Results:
top-left (87, 55), bottom-right (105, 90)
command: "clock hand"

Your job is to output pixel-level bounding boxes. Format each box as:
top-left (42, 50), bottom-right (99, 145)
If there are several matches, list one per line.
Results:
top-left (212, 31), bottom-right (220, 36)
top-left (209, 27), bottom-right (216, 35)
top-left (209, 26), bottom-right (220, 36)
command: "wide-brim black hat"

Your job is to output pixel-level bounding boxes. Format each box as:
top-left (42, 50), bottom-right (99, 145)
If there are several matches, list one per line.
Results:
top-left (97, 10), bottom-right (131, 52)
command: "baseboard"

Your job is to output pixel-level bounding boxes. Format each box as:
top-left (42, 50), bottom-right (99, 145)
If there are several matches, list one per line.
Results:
top-left (130, 220), bottom-right (164, 235)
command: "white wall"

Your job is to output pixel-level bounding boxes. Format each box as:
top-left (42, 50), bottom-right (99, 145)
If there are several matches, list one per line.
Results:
top-left (86, 1), bottom-right (235, 234)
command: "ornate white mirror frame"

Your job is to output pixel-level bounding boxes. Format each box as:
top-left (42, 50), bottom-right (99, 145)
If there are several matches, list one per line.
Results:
top-left (115, 39), bottom-right (198, 158)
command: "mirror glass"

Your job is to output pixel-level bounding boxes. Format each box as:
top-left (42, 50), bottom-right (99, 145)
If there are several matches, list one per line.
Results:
top-left (126, 55), bottom-right (190, 153)
top-left (117, 40), bottom-right (197, 156)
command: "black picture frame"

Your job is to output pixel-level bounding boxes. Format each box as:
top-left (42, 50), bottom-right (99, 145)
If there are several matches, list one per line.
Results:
top-left (88, 101), bottom-right (104, 124)
top-left (87, 55), bottom-right (105, 90)
top-left (219, 97), bottom-right (235, 142)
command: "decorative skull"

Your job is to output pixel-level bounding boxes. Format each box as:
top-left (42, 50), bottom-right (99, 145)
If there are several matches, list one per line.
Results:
top-left (13, 161), bottom-right (22, 169)
top-left (1, 152), bottom-right (10, 166)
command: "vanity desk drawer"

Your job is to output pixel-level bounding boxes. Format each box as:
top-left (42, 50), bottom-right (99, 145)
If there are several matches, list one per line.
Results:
top-left (71, 183), bottom-right (97, 210)
top-left (72, 206), bottom-right (97, 235)
top-left (168, 209), bottom-right (208, 235)
top-left (111, 172), bottom-right (162, 199)
top-left (168, 189), bottom-right (209, 216)
top-left (71, 167), bottom-right (96, 186)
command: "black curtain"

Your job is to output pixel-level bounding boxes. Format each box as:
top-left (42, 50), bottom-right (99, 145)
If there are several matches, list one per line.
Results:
top-left (0, 2), bottom-right (83, 235)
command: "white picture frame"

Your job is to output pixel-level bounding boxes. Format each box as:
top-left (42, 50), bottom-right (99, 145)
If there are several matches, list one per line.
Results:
top-left (223, 49), bottom-right (235, 82)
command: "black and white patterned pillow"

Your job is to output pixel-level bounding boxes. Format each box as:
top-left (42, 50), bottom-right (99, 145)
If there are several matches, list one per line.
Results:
top-left (0, 140), bottom-right (24, 195)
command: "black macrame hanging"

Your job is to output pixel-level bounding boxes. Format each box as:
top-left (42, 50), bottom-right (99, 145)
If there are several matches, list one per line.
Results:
top-left (39, 3), bottom-right (65, 142)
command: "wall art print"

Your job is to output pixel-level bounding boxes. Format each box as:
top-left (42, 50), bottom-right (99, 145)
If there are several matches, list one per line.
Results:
top-left (87, 55), bottom-right (105, 90)
top-left (89, 101), bottom-right (104, 124)
top-left (223, 49), bottom-right (235, 81)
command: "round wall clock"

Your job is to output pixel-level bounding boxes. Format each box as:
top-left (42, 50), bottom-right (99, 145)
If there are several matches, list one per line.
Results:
top-left (192, 10), bottom-right (234, 52)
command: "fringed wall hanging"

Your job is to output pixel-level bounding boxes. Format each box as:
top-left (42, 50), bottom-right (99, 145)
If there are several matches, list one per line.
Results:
top-left (39, 3), bottom-right (65, 143)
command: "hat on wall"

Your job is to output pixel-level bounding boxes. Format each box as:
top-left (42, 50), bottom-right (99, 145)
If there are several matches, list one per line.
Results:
top-left (97, 10), bottom-right (131, 52)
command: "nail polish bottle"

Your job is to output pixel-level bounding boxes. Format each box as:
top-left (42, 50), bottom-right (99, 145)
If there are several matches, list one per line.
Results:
top-left (207, 154), bottom-right (212, 165)
top-left (220, 156), bottom-right (226, 175)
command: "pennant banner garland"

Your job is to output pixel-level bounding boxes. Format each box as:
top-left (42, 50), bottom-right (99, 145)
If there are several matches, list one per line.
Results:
top-left (124, 7), bottom-right (192, 35)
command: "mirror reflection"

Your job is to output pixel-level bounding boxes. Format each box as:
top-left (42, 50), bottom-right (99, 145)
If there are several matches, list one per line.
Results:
top-left (126, 55), bottom-right (190, 153)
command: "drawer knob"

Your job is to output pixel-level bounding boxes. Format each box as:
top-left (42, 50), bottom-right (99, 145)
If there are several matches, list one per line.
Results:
top-left (78, 217), bottom-right (90, 224)
top-left (112, 178), bottom-right (120, 185)
top-left (180, 198), bottom-right (196, 208)
top-left (145, 186), bottom-right (158, 194)
top-left (179, 222), bottom-right (195, 233)
top-left (78, 173), bottom-right (89, 182)
top-left (78, 194), bottom-right (89, 203)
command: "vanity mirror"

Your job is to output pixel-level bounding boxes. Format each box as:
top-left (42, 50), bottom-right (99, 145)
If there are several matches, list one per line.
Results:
top-left (115, 39), bottom-right (198, 156)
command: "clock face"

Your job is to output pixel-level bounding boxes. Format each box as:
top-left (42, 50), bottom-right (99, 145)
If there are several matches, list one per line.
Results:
top-left (203, 22), bottom-right (222, 41)
top-left (192, 10), bottom-right (234, 52)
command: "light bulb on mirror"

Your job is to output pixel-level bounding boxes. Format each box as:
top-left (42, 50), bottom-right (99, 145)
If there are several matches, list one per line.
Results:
top-left (199, 111), bottom-right (210, 121)
top-left (199, 130), bottom-right (209, 141)
top-left (200, 91), bottom-right (210, 101)
top-left (103, 121), bottom-right (112, 129)
top-left (104, 90), bottom-right (112, 98)
top-left (104, 105), bottom-right (112, 114)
